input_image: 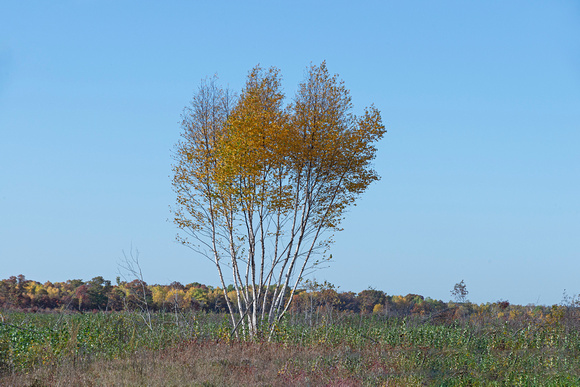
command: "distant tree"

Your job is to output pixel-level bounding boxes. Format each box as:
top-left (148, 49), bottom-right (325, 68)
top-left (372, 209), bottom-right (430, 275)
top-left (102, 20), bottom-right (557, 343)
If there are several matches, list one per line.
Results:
top-left (358, 289), bottom-right (387, 314)
top-left (74, 284), bottom-right (89, 310)
top-left (337, 291), bottom-right (360, 313)
top-left (451, 280), bottom-right (469, 303)
top-left (0, 277), bottom-right (17, 307)
top-left (172, 62), bottom-right (385, 338)
top-left (86, 276), bottom-right (112, 310)
top-left (124, 279), bottom-right (153, 311)
top-left (169, 281), bottom-right (185, 290)
top-left (67, 279), bottom-right (84, 290)
top-left (107, 286), bottom-right (126, 311)
top-left (151, 285), bottom-right (169, 310)
top-left (295, 280), bottom-right (339, 325)
top-left (188, 287), bottom-right (209, 310)
top-left (118, 247), bottom-right (152, 328)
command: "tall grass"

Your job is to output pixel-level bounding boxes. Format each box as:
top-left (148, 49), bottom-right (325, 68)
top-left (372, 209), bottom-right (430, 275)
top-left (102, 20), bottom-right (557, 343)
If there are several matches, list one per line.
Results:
top-left (1, 310), bottom-right (580, 385)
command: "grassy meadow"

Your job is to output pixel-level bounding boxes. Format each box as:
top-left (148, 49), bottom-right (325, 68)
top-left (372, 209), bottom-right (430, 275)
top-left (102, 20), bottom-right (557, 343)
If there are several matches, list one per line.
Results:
top-left (1, 306), bottom-right (580, 386)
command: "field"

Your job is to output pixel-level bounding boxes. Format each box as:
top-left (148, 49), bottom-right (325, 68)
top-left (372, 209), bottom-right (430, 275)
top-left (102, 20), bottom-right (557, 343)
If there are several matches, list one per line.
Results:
top-left (1, 308), bottom-right (580, 386)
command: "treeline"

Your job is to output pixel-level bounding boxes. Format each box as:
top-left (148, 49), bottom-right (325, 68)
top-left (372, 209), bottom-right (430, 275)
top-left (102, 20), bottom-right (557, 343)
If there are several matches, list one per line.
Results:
top-left (0, 275), bottom-right (225, 313)
top-left (0, 275), bottom-right (577, 324)
top-left (0, 276), bottom-right (434, 315)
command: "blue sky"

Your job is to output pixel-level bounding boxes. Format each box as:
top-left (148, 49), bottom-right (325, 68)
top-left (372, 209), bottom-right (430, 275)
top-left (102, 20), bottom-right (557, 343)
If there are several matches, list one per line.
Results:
top-left (1, 1), bottom-right (578, 305)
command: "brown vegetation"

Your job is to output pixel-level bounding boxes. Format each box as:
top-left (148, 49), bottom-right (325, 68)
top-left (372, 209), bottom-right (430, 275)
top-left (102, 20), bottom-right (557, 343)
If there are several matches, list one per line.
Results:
top-left (1, 340), bottom-right (402, 386)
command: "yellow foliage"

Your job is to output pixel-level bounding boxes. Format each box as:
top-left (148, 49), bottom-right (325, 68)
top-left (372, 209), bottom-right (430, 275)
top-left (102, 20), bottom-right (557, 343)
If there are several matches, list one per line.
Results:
top-left (173, 62), bottom-right (385, 241)
top-left (46, 286), bottom-right (60, 298)
top-left (188, 288), bottom-right (208, 304)
top-left (171, 62), bottom-right (385, 336)
top-left (227, 290), bottom-right (238, 304)
top-left (151, 286), bottom-right (168, 306)
top-left (23, 282), bottom-right (37, 294)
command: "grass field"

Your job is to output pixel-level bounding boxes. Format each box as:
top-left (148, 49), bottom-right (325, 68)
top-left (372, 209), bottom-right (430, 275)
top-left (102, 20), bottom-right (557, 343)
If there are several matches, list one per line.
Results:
top-left (1, 309), bottom-right (580, 386)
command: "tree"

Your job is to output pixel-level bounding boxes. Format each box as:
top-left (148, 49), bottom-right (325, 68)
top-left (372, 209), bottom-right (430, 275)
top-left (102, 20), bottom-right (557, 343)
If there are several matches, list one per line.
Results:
top-left (172, 62), bottom-right (386, 338)
top-left (118, 248), bottom-right (153, 329)
top-left (358, 288), bottom-right (387, 314)
top-left (86, 276), bottom-right (112, 310)
top-left (451, 280), bottom-right (469, 303)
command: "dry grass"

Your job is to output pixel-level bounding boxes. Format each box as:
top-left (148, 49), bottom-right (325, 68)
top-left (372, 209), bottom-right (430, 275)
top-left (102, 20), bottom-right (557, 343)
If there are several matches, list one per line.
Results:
top-left (0, 340), bottom-right (409, 387)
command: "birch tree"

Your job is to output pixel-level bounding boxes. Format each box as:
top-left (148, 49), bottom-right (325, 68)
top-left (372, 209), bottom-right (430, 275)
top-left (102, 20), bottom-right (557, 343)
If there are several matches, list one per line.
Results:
top-left (172, 62), bottom-right (386, 339)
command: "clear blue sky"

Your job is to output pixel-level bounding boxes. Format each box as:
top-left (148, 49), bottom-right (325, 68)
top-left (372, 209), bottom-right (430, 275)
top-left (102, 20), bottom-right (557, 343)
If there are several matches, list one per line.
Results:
top-left (1, 1), bottom-right (578, 305)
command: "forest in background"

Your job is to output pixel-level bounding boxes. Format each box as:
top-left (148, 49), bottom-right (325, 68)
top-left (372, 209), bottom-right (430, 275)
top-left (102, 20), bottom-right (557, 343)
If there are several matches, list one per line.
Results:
top-left (1, 275), bottom-right (578, 325)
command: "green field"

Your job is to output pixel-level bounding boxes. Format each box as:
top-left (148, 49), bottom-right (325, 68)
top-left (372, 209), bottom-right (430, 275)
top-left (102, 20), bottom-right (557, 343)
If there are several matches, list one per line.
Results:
top-left (1, 308), bottom-right (580, 386)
